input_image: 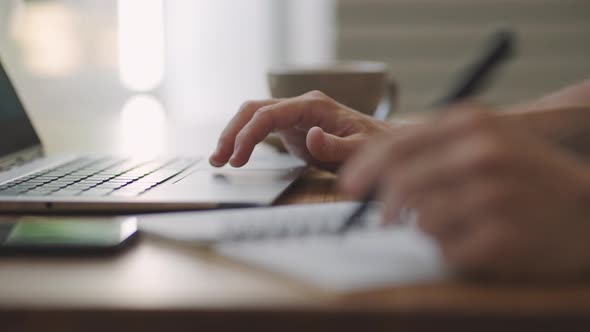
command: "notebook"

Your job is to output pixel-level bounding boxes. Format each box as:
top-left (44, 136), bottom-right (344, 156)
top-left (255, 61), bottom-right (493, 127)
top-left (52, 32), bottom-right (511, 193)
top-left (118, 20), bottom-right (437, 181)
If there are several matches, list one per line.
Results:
top-left (139, 202), bottom-right (449, 291)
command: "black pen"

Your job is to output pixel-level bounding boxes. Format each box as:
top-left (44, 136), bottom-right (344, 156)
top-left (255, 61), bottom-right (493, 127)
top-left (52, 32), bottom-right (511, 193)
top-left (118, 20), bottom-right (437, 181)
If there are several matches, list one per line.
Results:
top-left (338, 28), bottom-right (516, 234)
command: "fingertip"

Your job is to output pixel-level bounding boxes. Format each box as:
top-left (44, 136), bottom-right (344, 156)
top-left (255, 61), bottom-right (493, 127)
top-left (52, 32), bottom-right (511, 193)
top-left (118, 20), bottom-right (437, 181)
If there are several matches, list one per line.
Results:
top-left (229, 153), bottom-right (248, 168)
top-left (308, 127), bottom-right (366, 165)
top-left (305, 126), bottom-right (324, 155)
top-left (209, 141), bottom-right (233, 166)
top-left (229, 159), bottom-right (247, 168)
top-left (208, 155), bottom-right (225, 167)
top-left (209, 150), bottom-right (231, 167)
top-left (307, 126), bottom-right (324, 141)
top-left (228, 144), bottom-right (245, 167)
top-left (228, 156), bottom-right (241, 168)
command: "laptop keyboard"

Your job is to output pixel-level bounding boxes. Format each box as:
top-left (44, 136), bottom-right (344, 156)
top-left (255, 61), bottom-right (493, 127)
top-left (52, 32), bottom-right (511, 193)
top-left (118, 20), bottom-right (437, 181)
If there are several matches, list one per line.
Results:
top-left (0, 157), bottom-right (198, 198)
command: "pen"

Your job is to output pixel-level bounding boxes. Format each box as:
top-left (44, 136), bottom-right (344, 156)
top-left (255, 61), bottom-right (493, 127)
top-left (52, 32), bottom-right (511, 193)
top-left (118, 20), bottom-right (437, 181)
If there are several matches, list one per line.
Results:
top-left (339, 28), bottom-right (516, 234)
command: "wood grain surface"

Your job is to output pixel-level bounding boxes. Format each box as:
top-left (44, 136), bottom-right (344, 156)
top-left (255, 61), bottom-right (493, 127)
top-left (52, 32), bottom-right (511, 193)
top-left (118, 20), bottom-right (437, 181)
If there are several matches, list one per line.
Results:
top-left (2, 168), bottom-right (590, 331)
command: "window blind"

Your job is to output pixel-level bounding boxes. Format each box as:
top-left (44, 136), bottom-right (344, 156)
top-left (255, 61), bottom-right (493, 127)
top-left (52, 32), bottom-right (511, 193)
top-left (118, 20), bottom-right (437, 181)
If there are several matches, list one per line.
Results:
top-left (336, 0), bottom-right (590, 112)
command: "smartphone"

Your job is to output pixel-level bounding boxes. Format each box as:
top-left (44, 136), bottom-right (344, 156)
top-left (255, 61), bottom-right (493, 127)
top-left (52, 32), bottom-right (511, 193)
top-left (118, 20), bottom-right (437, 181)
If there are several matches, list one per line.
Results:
top-left (0, 216), bottom-right (138, 255)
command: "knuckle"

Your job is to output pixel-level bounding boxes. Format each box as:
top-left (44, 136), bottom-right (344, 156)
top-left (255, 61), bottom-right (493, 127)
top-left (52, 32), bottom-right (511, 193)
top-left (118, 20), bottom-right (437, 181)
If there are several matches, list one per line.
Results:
top-left (239, 100), bottom-right (262, 113)
top-left (304, 90), bottom-right (328, 99)
top-left (234, 130), bottom-right (246, 143)
top-left (252, 106), bottom-right (270, 118)
top-left (236, 132), bottom-right (256, 147)
top-left (304, 90), bottom-right (333, 106)
top-left (465, 135), bottom-right (508, 171)
top-left (235, 130), bottom-right (252, 145)
top-left (252, 107), bottom-right (275, 126)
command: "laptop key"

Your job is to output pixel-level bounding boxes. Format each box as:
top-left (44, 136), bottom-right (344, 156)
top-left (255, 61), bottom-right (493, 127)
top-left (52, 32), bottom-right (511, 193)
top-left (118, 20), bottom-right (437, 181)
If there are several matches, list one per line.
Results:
top-left (139, 169), bottom-right (181, 184)
top-left (85, 175), bottom-right (114, 181)
top-left (23, 189), bottom-right (57, 196)
top-left (110, 175), bottom-right (140, 180)
top-left (79, 189), bottom-right (114, 196)
top-left (35, 176), bottom-right (61, 181)
top-left (66, 184), bottom-right (94, 189)
top-left (10, 184), bottom-right (40, 191)
top-left (0, 190), bottom-right (25, 196)
top-left (69, 171), bottom-right (96, 177)
top-left (94, 183), bottom-right (125, 189)
top-left (103, 179), bottom-right (131, 184)
top-left (51, 190), bottom-right (83, 196)
top-left (50, 180), bottom-right (77, 186)
top-left (60, 176), bottom-right (86, 181)
top-left (108, 190), bottom-right (142, 197)
top-left (37, 185), bottom-right (68, 191)
top-left (43, 172), bottom-right (71, 177)
top-left (22, 179), bottom-right (49, 184)
top-left (116, 186), bottom-right (153, 194)
top-left (77, 180), bottom-right (104, 185)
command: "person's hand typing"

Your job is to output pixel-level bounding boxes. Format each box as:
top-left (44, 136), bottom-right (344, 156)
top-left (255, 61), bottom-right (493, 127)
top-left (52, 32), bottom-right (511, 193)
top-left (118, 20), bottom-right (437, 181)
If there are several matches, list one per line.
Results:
top-left (209, 91), bottom-right (393, 171)
top-left (340, 103), bottom-right (590, 281)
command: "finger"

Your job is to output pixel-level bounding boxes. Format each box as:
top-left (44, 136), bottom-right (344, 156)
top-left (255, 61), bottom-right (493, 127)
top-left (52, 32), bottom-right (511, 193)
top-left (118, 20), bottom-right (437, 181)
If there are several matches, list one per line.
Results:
top-left (380, 172), bottom-right (404, 224)
top-left (390, 135), bottom-right (509, 207)
top-left (339, 109), bottom-right (496, 198)
top-left (379, 137), bottom-right (471, 223)
top-left (338, 122), bottom-right (442, 198)
top-left (210, 99), bottom-right (281, 167)
top-left (273, 128), bottom-right (339, 171)
top-left (414, 173), bottom-right (522, 247)
top-left (229, 94), bottom-right (337, 167)
top-left (416, 192), bottom-right (470, 239)
top-left (306, 126), bottom-right (368, 163)
top-left (440, 219), bottom-right (513, 278)
top-left (338, 129), bottom-right (417, 198)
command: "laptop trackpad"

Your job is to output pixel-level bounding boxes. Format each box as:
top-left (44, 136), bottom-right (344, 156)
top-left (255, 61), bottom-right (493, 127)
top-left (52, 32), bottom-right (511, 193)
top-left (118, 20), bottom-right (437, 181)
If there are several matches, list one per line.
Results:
top-left (143, 168), bottom-right (303, 203)
top-left (193, 169), bottom-right (296, 185)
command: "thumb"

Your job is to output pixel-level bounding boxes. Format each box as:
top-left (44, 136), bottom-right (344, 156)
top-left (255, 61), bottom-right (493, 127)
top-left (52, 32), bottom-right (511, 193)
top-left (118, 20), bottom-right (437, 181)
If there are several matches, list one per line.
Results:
top-left (306, 126), bottom-right (366, 163)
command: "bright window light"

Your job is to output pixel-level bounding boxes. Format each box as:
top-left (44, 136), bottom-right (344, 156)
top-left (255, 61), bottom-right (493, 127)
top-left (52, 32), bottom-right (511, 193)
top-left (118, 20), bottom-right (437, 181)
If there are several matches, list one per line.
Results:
top-left (11, 2), bottom-right (82, 77)
top-left (117, 0), bottom-right (165, 92)
top-left (119, 95), bottom-right (167, 158)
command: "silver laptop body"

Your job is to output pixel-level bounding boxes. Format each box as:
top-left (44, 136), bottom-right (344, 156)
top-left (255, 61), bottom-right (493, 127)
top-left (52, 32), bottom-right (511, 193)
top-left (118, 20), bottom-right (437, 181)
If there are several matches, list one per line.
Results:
top-left (0, 59), bottom-right (305, 213)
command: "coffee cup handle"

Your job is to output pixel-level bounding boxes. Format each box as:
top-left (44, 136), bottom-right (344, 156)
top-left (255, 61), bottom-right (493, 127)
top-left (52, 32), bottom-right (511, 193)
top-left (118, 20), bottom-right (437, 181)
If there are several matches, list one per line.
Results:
top-left (373, 78), bottom-right (398, 121)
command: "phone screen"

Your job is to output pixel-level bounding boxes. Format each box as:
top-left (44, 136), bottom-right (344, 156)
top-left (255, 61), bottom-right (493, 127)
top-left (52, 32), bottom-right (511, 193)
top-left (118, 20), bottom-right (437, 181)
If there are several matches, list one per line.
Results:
top-left (0, 216), bottom-right (137, 252)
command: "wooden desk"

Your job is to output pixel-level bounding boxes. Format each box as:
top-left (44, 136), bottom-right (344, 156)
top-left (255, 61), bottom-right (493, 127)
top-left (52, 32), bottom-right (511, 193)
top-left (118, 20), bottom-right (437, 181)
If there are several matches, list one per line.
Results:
top-left (2, 169), bottom-right (590, 331)
top-left (2, 111), bottom-right (590, 330)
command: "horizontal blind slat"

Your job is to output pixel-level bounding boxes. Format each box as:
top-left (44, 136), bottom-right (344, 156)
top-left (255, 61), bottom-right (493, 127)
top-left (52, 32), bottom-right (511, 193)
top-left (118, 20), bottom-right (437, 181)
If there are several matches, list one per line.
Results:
top-left (337, 0), bottom-right (590, 110)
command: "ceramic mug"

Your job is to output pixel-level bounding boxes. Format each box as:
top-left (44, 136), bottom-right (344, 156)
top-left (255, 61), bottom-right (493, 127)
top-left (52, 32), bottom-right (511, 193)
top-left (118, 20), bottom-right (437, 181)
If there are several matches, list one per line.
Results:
top-left (267, 61), bottom-right (397, 120)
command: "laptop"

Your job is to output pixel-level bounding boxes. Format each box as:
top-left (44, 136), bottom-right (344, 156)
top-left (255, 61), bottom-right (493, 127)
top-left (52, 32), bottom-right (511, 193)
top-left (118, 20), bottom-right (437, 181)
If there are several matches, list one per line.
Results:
top-left (0, 59), bottom-right (306, 213)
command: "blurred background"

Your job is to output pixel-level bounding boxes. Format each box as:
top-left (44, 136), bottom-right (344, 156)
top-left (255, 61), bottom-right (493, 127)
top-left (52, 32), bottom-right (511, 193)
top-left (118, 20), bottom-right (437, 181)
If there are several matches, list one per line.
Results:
top-left (0, 0), bottom-right (589, 156)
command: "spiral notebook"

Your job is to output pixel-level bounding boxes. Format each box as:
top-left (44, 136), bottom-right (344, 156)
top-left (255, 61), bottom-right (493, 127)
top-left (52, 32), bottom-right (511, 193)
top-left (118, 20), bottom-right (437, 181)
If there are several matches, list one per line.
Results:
top-left (139, 202), bottom-right (448, 291)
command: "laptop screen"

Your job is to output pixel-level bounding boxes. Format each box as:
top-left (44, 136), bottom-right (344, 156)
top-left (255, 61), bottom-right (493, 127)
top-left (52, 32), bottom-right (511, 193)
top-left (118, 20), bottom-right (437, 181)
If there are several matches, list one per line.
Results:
top-left (0, 59), bottom-right (41, 157)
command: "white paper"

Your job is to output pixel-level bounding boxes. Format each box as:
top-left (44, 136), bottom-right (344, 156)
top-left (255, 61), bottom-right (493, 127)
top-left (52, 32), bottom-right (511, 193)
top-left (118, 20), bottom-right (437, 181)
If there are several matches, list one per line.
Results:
top-left (139, 202), bottom-right (448, 291)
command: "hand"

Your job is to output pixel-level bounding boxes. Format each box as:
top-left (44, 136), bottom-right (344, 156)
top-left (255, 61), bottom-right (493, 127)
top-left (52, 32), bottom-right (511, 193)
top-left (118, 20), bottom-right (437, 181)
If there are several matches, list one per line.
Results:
top-left (339, 103), bottom-right (590, 281)
top-left (209, 91), bottom-right (393, 171)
